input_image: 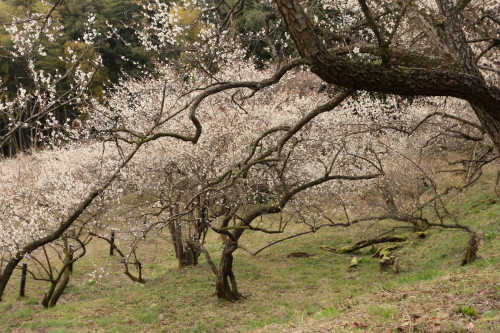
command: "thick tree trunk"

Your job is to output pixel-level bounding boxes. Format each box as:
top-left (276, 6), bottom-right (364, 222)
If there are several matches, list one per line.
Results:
top-left (0, 257), bottom-right (22, 301)
top-left (169, 220), bottom-right (201, 268)
top-left (434, 0), bottom-right (500, 152)
top-left (215, 244), bottom-right (240, 301)
top-left (471, 104), bottom-right (500, 152)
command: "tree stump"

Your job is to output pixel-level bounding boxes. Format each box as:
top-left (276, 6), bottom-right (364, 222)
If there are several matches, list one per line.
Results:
top-left (461, 232), bottom-right (480, 266)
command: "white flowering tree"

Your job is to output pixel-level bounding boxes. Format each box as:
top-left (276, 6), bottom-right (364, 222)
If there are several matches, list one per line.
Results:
top-left (88, 60), bottom-right (492, 300)
top-left (274, 0), bottom-right (500, 149)
top-left (88, 65), bottom-right (386, 299)
top-left (0, 3), bottom-right (105, 155)
top-left (1, 0), bottom-right (499, 303)
top-left (134, 0), bottom-right (500, 150)
top-left (131, 0), bottom-right (498, 281)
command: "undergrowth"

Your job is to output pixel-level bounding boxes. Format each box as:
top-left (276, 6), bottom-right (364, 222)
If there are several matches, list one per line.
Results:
top-left (1, 172), bottom-right (500, 333)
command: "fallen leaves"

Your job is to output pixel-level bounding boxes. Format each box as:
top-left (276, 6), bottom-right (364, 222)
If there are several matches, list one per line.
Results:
top-left (353, 321), bottom-right (368, 328)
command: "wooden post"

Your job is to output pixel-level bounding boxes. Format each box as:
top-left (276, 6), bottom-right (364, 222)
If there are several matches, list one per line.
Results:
top-left (68, 245), bottom-right (73, 273)
top-left (19, 263), bottom-right (27, 297)
top-left (110, 230), bottom-right (115, 255)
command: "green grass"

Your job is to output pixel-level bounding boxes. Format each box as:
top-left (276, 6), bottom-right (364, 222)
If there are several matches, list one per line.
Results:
top-left (0, 302), bottom-right (12, 312)
top-left (2, 170), bottom-right (500, 332)
top-left (367, 304), bottom-right (398, 320)
top-left (20, 318), bottom-right (73, 330)
top-left (458, 305), bottom-right (477, 318)
top-left (316, 306), bottom-right (341, 319)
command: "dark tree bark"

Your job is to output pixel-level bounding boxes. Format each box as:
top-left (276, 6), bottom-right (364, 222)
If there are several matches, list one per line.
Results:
top-left (0, 259), bottom-right (21, 301)
top-left (273, 0), bottom-right (500, 151)
top-left (215, 242), bottom-right (240, 301)
top-left (461, 232), bottom-right (480, 266)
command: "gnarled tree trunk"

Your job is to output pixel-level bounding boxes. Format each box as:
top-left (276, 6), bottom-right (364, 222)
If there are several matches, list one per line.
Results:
top-left (215, 242), bottom-right (240, 301)
top-left (169, 219), bottom-right (201, 268)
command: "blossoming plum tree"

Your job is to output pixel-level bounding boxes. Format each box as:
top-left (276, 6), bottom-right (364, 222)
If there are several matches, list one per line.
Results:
top-left (89, 65), bottom-right (386, 300)
top-left (87, 59), bottom-right (492, 300)
top-left (1, 0), bottom-right (499, 303)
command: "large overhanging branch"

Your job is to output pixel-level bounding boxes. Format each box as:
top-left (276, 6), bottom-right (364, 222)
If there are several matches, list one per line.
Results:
top-left (331, 43), bottom-right (456, 71)
top-left (274, 0), bottom-right (500, 120)
top-left (110, 59), bottom-right (306, 145)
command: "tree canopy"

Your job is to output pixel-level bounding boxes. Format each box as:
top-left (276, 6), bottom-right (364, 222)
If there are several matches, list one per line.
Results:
top-left (0, 0), bottom-right (499, 303)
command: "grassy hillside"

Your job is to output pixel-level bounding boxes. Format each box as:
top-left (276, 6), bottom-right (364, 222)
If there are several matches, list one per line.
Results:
top-left (1, 171), bottom-right (500, 332)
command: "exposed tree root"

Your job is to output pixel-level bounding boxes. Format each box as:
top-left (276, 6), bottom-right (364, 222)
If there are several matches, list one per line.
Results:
top-left (336, 235), bottom-right (408, 253)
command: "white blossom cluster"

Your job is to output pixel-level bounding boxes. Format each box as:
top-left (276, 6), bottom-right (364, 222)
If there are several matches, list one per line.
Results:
top-left (1, 12), bottom-right (103, 155)
top-left (5, 14), bottom-right (63, 57)
top-left (0, 142), bottom-right (123, 259)
top-left (83, 57), bottom-right (485, 240)
top-left (1, 0), bottom-right (496, 284)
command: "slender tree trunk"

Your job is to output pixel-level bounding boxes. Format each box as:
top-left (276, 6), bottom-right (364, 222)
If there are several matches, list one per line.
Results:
top-left (123, 261), bottom-right (145, 283)
top-left (169, 219), bottom-right (186, 269)
top-left (42, 281), bottom-right (57, 308)
top-left (41, 264), bottom-right (70, 309)
top-left (49, 266), bottom-right (70, 308)
top-left (42, 241), bottom-right (72, 308)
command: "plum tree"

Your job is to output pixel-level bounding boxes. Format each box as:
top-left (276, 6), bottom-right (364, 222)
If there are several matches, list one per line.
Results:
top-left (1, 0), bottom-right (498, 303)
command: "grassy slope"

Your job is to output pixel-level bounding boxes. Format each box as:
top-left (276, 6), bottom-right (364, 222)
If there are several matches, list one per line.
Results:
top-left (1, 173), bottom-right (500, 332)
